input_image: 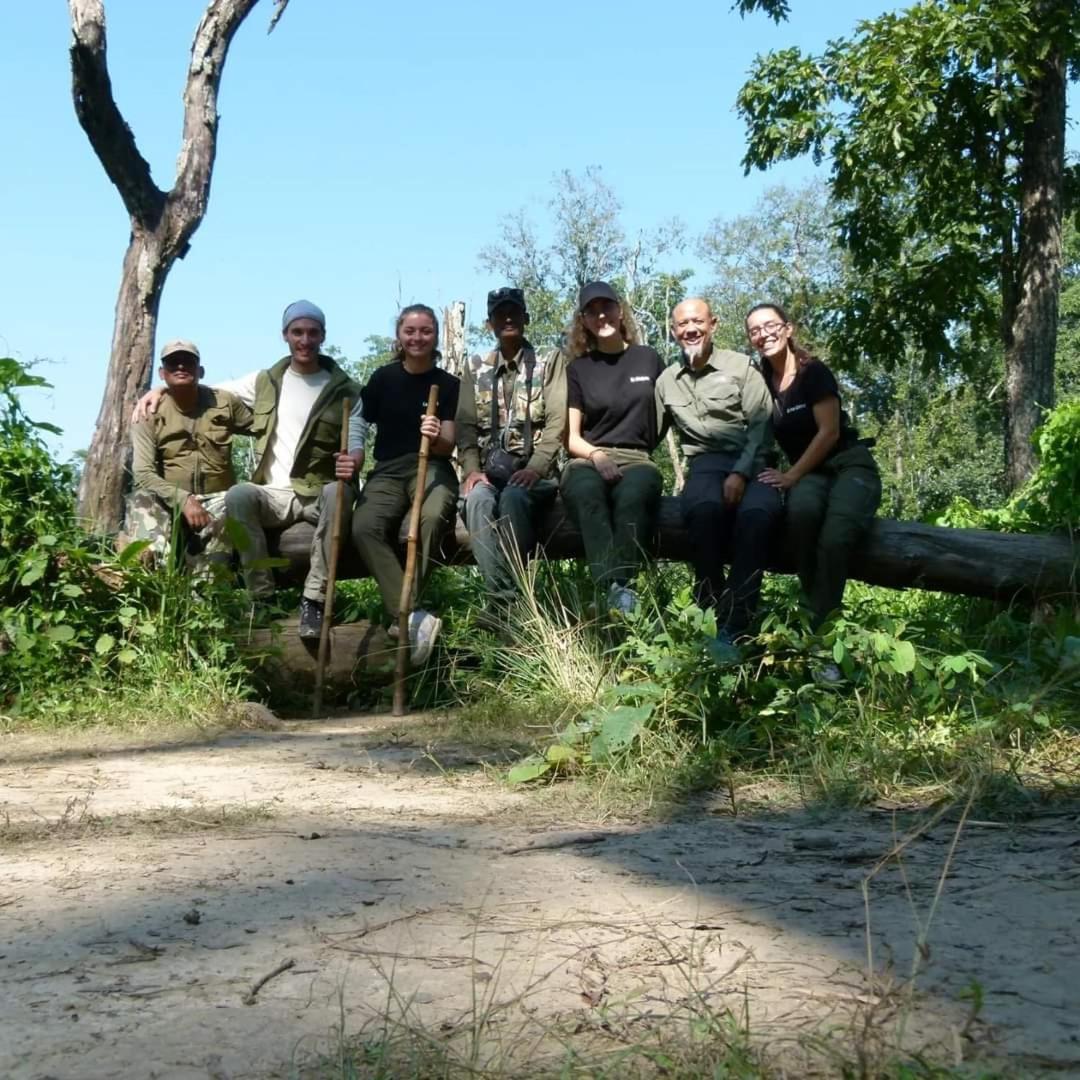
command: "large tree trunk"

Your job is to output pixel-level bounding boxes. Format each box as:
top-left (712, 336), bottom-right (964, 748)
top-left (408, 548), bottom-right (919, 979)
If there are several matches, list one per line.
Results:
top-left (1004, 43), bottom-right (1066, 491)
top-left (68, 0), bottom-right (291, 533)
top-left (272, 498), bottom-right (1080, 604)
top-left (78, 229), bottom-right (169, 532)
top-left (441, 301), bottom-right (467, 378)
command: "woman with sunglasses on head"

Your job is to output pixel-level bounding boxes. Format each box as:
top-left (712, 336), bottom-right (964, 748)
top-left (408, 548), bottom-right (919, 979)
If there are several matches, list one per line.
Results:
top-left (562, 281), bottom-right (665, 615)
top-left (745, 303), bottom-right (881, 632)
top-left (349, 303), bottom-right (460, 664)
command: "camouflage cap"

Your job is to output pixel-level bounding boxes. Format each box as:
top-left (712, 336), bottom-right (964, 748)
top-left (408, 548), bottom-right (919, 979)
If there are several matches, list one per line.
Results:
top-left (487, 287), bottom-right (527, 317)
top-left (160, 339), bottom-right (200, 362)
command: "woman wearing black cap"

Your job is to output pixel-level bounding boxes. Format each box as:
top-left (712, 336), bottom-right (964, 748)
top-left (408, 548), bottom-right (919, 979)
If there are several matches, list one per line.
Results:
top-left (561, 281), bottom-right (665, 615)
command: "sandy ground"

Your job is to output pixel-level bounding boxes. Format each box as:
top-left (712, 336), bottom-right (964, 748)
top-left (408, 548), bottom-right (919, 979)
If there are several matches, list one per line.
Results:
top-left (1, 711), bottom-right (1079, 1079)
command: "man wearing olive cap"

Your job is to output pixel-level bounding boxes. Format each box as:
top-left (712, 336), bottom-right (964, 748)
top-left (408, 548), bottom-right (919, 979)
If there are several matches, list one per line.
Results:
top-left (455, 287), bottom-right (567, 621)
top-left (124, 340), bottom-right (253, 570)
top-left (133, 303), bottom-right (363, 621)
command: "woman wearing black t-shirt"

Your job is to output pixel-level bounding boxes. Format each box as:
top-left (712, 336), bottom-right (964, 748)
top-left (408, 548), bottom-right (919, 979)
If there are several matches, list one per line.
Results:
top-left (350, 304), bottom-right (460, 664)
top-left (745, 303), bottom-right (881, 631)
top-left (562, 281), bottom-right (665, 615)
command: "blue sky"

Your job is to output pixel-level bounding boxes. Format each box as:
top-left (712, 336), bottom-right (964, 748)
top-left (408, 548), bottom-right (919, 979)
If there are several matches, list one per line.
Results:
top-left (2, 0), bottom-right (1060, 457)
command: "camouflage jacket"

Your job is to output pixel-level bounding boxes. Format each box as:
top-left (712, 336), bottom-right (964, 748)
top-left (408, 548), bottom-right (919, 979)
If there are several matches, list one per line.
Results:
top-left (456, 343), bottom-right (567, 477)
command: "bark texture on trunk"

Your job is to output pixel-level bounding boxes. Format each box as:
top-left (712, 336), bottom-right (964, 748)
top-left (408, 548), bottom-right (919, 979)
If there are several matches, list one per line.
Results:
top-left (1004, 44), bottom-right (1066, 491)
top-left (441, 301), bottom-right (467, 379)
top-left (69, 0), bottom-right (290, 533)
top-left (271, 497), bottom-right (1079, 604)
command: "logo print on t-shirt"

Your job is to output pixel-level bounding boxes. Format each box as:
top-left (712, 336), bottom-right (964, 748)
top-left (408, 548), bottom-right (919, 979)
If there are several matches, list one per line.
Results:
top-left (629, 376), bottom-right (651, 383)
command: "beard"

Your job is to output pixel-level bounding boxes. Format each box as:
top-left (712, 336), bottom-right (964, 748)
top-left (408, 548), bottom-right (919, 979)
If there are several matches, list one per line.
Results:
top-left (683, 342), bottom-right (705, 364)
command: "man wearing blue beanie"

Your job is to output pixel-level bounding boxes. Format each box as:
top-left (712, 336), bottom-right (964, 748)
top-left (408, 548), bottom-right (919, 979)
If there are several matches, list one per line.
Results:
top-left (134, 301), bottom-right (364, 625)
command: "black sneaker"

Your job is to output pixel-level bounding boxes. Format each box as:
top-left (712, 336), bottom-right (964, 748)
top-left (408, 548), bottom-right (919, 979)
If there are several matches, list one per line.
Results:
top-left (298, 597), bottom-right (325, 640)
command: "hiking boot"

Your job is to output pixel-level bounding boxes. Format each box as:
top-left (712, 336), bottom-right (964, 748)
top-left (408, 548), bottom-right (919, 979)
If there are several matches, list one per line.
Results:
top-left (298, 597), bottom-right (325, 640)
top-left (408, 609), bottom-right (442, 666)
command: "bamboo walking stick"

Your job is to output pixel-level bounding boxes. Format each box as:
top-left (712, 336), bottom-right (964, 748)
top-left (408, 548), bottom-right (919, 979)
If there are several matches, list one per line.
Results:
top-left (392, 385), bottom-right (439, 717)
top-left (312, 397), bottom-right (351, 718)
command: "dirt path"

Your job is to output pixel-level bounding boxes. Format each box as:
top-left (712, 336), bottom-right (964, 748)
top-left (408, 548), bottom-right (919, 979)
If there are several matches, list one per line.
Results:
top-left (2, 712), bottom-right (1078, 1079)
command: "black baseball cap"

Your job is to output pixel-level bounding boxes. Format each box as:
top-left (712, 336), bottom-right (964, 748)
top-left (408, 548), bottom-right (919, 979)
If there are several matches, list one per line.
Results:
top-left (578, 281), bottom-right (619, 312)
top-left (487, 287), bottom-right (527, 317)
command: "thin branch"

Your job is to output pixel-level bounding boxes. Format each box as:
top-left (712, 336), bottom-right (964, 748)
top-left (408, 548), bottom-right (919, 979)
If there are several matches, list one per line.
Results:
top-left (68, 0), bottom-right (165, 228)
top-left (268, 0), bottom-right (292, 32)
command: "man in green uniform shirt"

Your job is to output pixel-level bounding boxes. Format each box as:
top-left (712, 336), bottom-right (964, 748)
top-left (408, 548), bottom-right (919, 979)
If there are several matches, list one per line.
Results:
top-left (456, 287), bottom-right (567, 620)
top-left (655, 298), bottom-right (782, 645)
top-left (125, 340), bottom-right (253, 569)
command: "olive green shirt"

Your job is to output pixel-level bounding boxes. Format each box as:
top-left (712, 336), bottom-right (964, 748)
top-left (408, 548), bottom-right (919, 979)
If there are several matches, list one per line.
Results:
top-left (130, 386), bottom-right (253, 509)
top-left (456, 343), bottom-right (567, 477)
top-left (655, 348), bottom-right (774, 478)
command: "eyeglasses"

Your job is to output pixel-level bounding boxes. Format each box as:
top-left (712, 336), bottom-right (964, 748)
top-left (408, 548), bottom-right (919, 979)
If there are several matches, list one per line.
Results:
top-left (746, 320), bottom-right (787, 341)
top-left (163, 356), bottom-right (198, 370)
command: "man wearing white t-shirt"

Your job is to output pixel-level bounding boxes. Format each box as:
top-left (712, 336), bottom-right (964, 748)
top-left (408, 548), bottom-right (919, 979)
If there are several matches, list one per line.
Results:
top-left (134, 301), bottom-right (362, 611)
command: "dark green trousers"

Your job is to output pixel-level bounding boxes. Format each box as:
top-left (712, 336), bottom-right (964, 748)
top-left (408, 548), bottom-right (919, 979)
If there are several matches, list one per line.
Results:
top-left (560, 450), bottom-right (661, 589)
top-left (351, 455), bottom-right (458, 619)
top-left (785, 444), bottom-right (881, 627)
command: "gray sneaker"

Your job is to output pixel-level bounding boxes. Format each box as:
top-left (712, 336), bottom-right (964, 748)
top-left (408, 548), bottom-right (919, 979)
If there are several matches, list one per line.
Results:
top-left (813, 662), bottom-right (844, 686)
top-left (607, 584), bottom-right (639, 617)
top-left (408, 609), bottom-right (442, 666)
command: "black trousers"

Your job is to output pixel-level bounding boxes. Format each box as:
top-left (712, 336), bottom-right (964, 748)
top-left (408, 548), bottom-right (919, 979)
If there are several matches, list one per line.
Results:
top-left (681, 452), bottom-right (783, 633)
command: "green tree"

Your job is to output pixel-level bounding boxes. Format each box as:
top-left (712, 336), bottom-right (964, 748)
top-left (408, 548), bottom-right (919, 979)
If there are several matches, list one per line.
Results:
top-left (698, 179), bottom-right (846, 350)
top-left (736, 0), bottom-right (1076, 490)
top-left (477, 167), bottom-right (692, 351)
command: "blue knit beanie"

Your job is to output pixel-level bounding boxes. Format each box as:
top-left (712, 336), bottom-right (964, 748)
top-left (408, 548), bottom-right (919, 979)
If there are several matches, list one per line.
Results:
top-left (281, 300), bottom-right (326, 331)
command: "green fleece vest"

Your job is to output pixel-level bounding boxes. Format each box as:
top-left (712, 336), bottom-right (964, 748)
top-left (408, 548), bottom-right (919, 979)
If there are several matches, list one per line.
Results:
top-left (250, 356), bottom-right (359, 497)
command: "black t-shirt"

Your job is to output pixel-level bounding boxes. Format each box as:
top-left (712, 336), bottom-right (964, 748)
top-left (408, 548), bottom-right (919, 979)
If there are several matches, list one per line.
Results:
top-left (567, 345), bottom-right (665, 451)
top-left (763, 358), bottom-right (855, 464)
top-left (361, 360), bottom-right (460, 462)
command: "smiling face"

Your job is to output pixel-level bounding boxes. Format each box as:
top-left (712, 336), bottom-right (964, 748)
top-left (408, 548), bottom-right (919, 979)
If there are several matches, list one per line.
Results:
top-left (671, 299), bottom-right (717, 361)
top-left (283, 318), bottom-right (326, 371)
top-left (582, 297), bottom-right (623, 346)
top-left (745, 306), bottom-right (793, 363)
top-left (397, 310), bottom-right (438, 363)
top-left (159, 351), bottom-right (202, 389)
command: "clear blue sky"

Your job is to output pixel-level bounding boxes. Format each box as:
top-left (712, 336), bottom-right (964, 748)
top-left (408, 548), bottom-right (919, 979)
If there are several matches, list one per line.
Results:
top-left (2, 0), bottom-right (1057, 458)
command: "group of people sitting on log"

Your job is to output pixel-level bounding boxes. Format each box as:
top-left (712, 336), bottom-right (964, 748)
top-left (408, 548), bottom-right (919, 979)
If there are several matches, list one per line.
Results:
top-left (128, 285), bottom-right (881, 667)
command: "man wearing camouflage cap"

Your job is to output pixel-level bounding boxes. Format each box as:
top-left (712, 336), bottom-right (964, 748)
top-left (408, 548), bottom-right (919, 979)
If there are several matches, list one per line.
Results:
top-left (125, 339), bottom-right (253, 570)
top-left (456, 287), bottom-right (567, 619)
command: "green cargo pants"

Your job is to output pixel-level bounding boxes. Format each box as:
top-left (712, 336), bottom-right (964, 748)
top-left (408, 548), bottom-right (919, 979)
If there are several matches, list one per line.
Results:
top-left (785, 444), bottom-right (881, 627)
top-left (560, 449), bottom-right (662, 590)
top-left (350, 454), bottom-right (458, 619)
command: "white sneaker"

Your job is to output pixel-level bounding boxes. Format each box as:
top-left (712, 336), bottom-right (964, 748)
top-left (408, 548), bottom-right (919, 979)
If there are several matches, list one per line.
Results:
top-left (408, 609), bottom-right (442, 666)
top-left (607, 584), bottom-right (638, 617)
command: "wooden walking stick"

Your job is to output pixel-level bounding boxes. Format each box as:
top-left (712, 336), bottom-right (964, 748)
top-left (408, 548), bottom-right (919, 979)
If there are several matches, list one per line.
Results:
top-left (392, 385), bottom-right (439, 717)
top-left (312, 397), bottom-right (351, 718)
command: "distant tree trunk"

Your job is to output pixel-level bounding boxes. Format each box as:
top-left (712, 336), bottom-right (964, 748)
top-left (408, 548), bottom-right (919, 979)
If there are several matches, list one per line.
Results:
top-left (441, 301), bottom-right (466, 378)
top-left (68, 0), bottom-right (291, 533)
top-left (1004, 42), bottom-right (1065, 490)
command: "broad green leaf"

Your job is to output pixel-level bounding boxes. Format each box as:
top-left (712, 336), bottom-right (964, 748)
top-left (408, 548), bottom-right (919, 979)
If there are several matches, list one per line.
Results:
top-left (95, 633), bottom-right (116, 656)
top-left (545, 744), bottom-right (576, 764)
top-left (599, 704), bottom-right (653, 753)
top-left (890, 639), bottom-right (916, 675)
top-left (19, 564), bottom-right (45, 587)
top-left (507, 757), bottom-right (554, 785)
top-left (117, 540), bottom-right (152, 567)
top-left (832, 640), bottom-right (846, 664)
top-left (60, 583), bottom-right (83, 598)
top-left (117, 648), bottom-right (138, 665)
top-left (38, 534), bottom-right (58, 547)
top-left (44, 624), bottom-right (76, 643)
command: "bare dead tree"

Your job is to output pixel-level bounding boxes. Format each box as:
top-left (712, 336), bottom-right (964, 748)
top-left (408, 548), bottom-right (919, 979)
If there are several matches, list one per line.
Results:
top-left (68, 0), bottom-right (292, 533)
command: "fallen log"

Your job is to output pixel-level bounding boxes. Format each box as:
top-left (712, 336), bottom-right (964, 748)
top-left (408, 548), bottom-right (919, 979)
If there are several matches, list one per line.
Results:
top-left (268, 496), bottom-right (1078, 604)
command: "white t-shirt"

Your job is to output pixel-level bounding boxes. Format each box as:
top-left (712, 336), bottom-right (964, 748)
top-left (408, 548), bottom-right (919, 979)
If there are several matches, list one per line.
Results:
top-left (218, 366), bottom-right (332, 491)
